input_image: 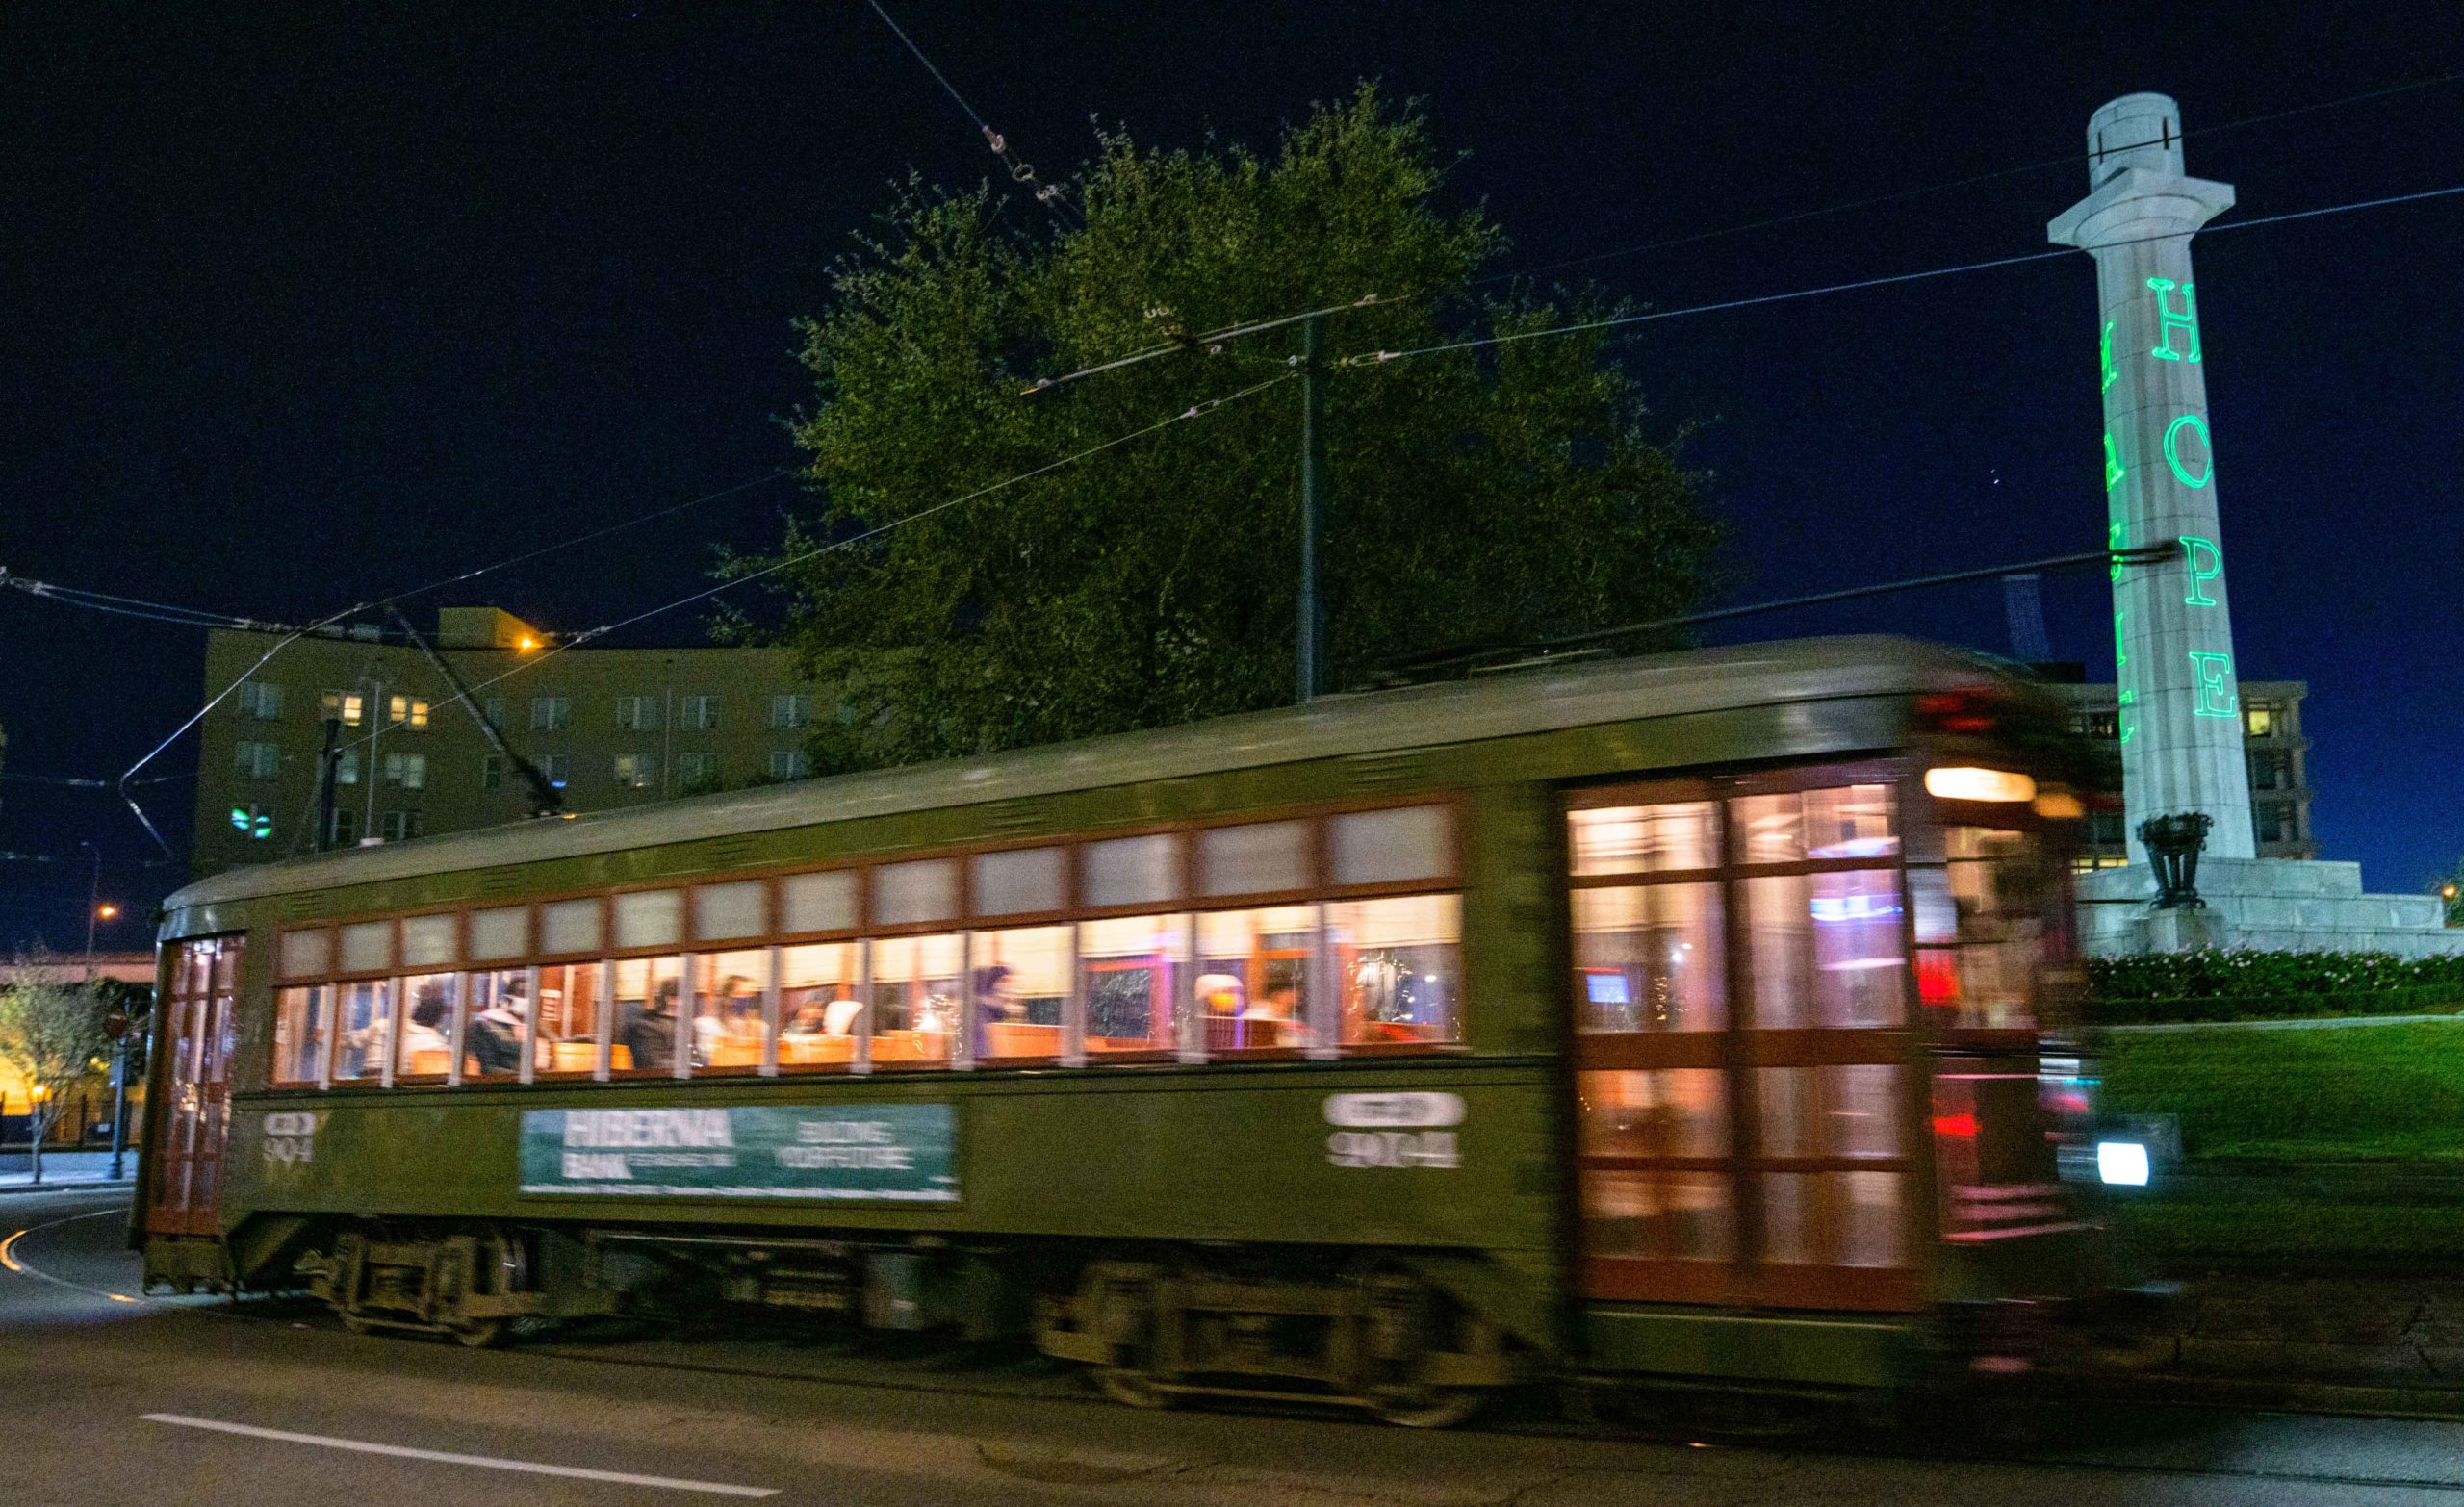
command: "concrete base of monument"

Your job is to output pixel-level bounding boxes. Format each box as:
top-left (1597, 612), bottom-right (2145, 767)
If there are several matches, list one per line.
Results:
top-left (2078, 858), bottom-right (2464, 958)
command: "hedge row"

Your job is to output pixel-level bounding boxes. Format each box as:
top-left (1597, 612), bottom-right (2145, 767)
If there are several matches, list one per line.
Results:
top-left (2086, 948), bottom-right (2464, 1025)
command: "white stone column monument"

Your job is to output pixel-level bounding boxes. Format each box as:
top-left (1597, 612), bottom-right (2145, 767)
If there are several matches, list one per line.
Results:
top-left (2050, 92), bottom-right (2254, 864)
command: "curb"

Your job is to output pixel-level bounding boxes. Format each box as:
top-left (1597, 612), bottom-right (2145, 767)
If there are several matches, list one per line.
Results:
top-left (2045, 1368), bottom-right (2464, 1422)
top-left (0, 1179), bottom-right (135, 1197)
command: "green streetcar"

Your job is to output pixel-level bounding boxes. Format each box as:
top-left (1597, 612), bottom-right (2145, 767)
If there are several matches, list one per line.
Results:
top-left (138, 635), bottom-right (2110, 1425)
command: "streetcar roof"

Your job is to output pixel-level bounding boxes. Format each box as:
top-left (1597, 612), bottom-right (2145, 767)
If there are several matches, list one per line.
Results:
top-left (165, 634), bottom-right (2006, 910)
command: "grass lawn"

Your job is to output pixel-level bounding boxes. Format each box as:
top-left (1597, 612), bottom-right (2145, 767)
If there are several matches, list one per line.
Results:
top-left (2097, 1021), bottom-right (2464, 1266)
top-left (2099, 1021), bottom-right (2464, 1162)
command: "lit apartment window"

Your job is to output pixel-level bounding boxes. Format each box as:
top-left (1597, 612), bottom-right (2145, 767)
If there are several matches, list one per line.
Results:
top-left (235, 682), bottom-right (284, 719)
top-left (680, 695), bottom-right (720, 730)
top-left (234, 741), bottom-right (281, 779)
top-left (615, 696), bottom-right (660, 731)
top-left (383, 753), bottom-right (427, 790)
top-left (770, 749), bottom-right (810, 780)
top-left (613, 754), bottom-right (655, 790)
top-left (536, 754), bottom-right (568, 789)
top-left (389, 694), bottom-right (430, 729)
top-left (483, 697), bottom-right (505, 728)
top-left (329, 807), bottom-right (360, 846)
top-left (321, 691), bottom-right (365, 728)
top-left (334, 749), bottom-right (360, 786)
top-left (2245, 703), bottom-right (2276, 738)
top-left (678, 752), bottom-right (722, 791)
top-left (770, 694), bottom-right (811, 729)
top-left (482, 754), bottom-right (504, 791)
top-left (380, 810), bottom-right (424, 843)
top-left (531, 696), bottom-right (570, 731)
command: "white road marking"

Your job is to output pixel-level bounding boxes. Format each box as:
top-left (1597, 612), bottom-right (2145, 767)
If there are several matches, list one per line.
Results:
top-left (1, 1211), bottom-right (148, 1302)
top-left (141, 1414), bottom-right (781, 1497)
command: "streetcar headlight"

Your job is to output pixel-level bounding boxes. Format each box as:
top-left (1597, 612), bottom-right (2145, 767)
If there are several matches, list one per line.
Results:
top-left (2094, 1139), bottom-right (2151, 1188)
top-left (1924, 766), bottom-right (2037, 804)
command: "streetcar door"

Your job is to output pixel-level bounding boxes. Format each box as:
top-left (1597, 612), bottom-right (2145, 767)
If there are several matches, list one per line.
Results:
top-left (143, 935), bottom-right (242, 1238)
top-left (1566, 769), bottom-right (1922, 1313)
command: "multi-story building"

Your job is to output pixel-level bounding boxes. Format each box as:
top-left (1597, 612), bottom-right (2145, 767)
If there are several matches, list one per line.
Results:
top-left (2049, 677), bottom-right (2316, 868)
top-left (189, 607), bottom-right (822, 879)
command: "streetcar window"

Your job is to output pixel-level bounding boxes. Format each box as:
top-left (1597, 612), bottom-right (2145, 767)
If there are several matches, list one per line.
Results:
top-left (1571, 884), bottom-right (1725, 1032)
top-left (972, 847), bottom-right (1065, 918)
top-left (870, 933), bottom-right (961, 1067)
top-left (468, 905), bottom-right (528, 962)
top-left (1083, 833), bottom-right (1181, 909)
top-left (779, 942), bottom-right (860, 1068)
top-left (272, 985), bottom-right (327, 1086)
top-left (1197, 821), bottom-right (1309, 899)
top-left (278, 928), bottom-right (330, 980)
top-left (1079, 914), bottom-right (1184, 1055)
top-left (875, 859), bottom-right (959, 927)
top-left (614, 888), bottom-right (683, 951)
top-left (1327, 805), bottom-right (1454, 887)
top-left (338, 919), bottom-right (393, 975)
top-left (394, 973), bottom-right (458, 1080)
top-left (462, 970), bottom-right (529, 1080)
top-left (1929, 826), bottom-right (2051, 1031)
top-left (1581, 1170), bottom-right (1733, 1263)
top-left (1327, 894), bottom-right (1460, 1046)
top-left (612, 956), bottom-right (684, 1075)
top-left (1196, 906), bottom-right (1318, 1053)
top-left (1804, 784), bottom-right (1898, 859)
top-left (1740, 869), bottom-right (1906, 1029)
top-left (330, 978), bottom-right (391, 1083)
top-left (534, 962), bottom-right (605, 1074)
top-left (400, 912), bottom-right (457, 970)
top-left (781, 869), bottom-right (860, 935)
top-left (1578, 1069), bottom-right (1727, 1160)
top-left (540, 898), bottom-right (603, 957)
top-left (972, 926), bottom-right (1070, 1061)
top-left (694, 881), bottom-right (768, 941)
top-left (1756, 1064), bottom-right (1903, 1160)
top-left (688, 949), bottom-right (770, 1071)
top-left (1568, 802), bottom-right (1717, 876)
top-left (1762, 1170), bottom-right (1906, 1269)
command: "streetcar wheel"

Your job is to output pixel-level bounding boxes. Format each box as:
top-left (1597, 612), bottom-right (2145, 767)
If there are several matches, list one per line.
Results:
top-left (1094, 1367), bottom-right (1175, 1411)
top-left (453, 1318), bottom-right (506, 1349)
top-left (339, 1311), bottom-right (374, 1336)
top-left (1369, 1385), bottom-right (1484, 1430)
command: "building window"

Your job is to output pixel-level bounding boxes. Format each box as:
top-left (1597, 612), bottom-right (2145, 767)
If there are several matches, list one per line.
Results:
top-left (680, 695), bottom-right (720, 730)
top-left (613, 754), bottom-right (656, 790)
top-left (536, 754), bottom-right (568, 789)
top-left (389, 695), bottom-right (430, 729)
top-left (2249, 752), bottom-right (2286, 792)
top-left (2245, 703), bottom-right (2277, 738)
top-left (229, 802), bottom-right (275, 840)
top-left (483, 697), bottom-right (505, 728)
top-left (2255, 803), bottom-right (2296, 844)
top-left (235, 682), bottom-right (284, 719)
top-left (329, 807), bottom-right (361, 846)
top-left (482, 754), bottom-right (504, 791)
top-left (321, 691), bottom-right (365, 728)
top-left (383, 752), bottom-right (427, 790)
top-left (770, 694), bottom-right (812, 729)
top-left (531, 696), bottom-right (571, 732)
top-left (380, 810), bottom-right (423, 843)
top-left (678, 752), bottom-right (722, 792)
top-left (234, 741), bottom-right (281, 779)
top-left (770, 749), bottom-right (810, 781)
top-left (2090, 811), bottom-right (2125, 847)
top-left (615, 696), bottom-right (660, 731)
top-left (2079, 710), bottom-right (2118, 739)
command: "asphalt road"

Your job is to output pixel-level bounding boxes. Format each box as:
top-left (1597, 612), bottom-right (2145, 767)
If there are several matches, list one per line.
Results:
top-left (11, 1190), bottom-right (2464, 1506)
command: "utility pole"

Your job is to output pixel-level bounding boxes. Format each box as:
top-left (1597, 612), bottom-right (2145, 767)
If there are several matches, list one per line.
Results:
top-left (1296, 314), bottom-right (1327, 702)
top-left (313, 716), bottom-right (342, 852)
top-left (79, 840), bottom-right (101, 979)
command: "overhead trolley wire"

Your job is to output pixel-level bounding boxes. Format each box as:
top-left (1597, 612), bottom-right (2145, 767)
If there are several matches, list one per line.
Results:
top-left (1337, 182), bottom-right (2464, 369)
top-left (862, 0), bottom-right (1078, 225)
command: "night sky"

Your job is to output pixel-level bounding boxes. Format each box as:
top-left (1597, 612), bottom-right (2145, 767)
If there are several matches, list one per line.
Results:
top-left (2, 3), bottom-right (2458, 948)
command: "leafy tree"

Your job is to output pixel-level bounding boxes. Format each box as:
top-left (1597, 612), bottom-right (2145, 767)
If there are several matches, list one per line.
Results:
top-left (0, 948), bottom-right (114, 1184)
top-left (741, 86), bottom-right (1723, 771)
top-left (2435, 859), bottom-right (2463, 927)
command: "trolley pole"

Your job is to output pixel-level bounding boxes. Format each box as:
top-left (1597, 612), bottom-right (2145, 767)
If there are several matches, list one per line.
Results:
top-left (1296, 314), bottom-right (1327, 702)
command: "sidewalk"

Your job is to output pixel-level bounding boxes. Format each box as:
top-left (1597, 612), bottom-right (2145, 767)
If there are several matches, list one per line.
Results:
top-left (0, 1150), bottom-right (136, 1192)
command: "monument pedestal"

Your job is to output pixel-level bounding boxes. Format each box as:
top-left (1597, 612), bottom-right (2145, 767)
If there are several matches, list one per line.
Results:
top-left (2078, 858), bottom-right (2464, 958)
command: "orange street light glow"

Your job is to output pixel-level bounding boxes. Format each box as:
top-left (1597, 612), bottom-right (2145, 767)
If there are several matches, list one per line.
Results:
top-left (96, 904), bottom-right (119, 920)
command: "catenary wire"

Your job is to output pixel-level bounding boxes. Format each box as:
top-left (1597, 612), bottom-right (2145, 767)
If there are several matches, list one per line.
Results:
top-left (292, 372), bottom-right (1299, 791)
top-left (1338, 183), bottom-right (2464, 369)
top-left (1482, 68), bottom-right (2464, 285)
top-left (861, 0), bottom-right (1078, 226)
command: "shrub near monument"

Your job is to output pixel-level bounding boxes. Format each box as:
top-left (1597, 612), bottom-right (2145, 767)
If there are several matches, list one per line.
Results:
top-left (2089, 949), bottom-right (2464, 1025)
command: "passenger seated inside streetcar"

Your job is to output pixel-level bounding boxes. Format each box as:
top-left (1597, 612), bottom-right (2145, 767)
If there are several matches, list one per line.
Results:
top-left (617, 974), bottom-right (680, 1071)
top-left (464, 974), bottom-right (527, 1077)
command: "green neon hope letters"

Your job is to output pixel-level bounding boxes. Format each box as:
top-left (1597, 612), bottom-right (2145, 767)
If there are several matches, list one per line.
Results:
top-left (2188, 651), bottom-right (2237, 718)
top-left (2118, 687), bottom-right (2135, 744)
top-left (2146, 277), bottom-right (2201, 362)
top-left (2163, 413), bottom-right (2213, 488)
top-left (2179, 535), bottom-right (2222, 605)
top-left (2101, 320), bottom-right (2118, 394)
top-left (2104, 431), bottom-right (2125, 492)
